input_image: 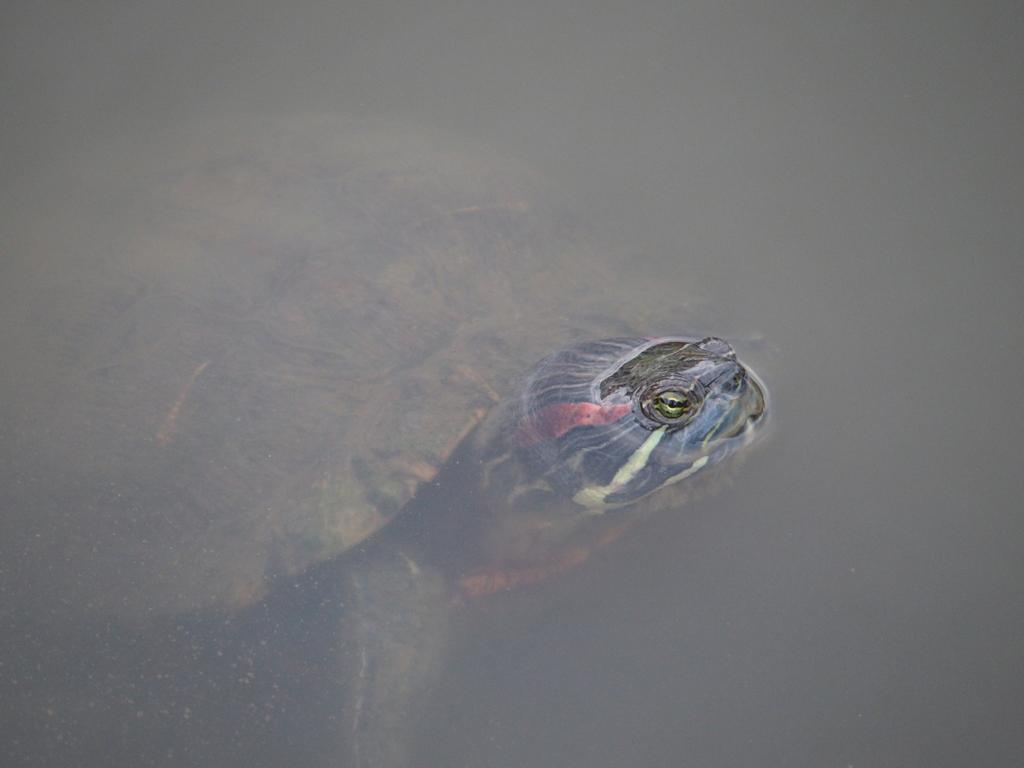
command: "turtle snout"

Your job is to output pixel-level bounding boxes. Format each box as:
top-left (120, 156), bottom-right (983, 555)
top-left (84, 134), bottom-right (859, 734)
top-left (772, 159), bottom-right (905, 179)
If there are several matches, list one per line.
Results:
top-left (742, 371), bottom-right (767, 424)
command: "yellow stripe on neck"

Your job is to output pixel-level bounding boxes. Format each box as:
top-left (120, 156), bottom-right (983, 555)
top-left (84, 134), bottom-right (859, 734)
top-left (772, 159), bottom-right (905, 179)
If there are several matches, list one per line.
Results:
top-left (572, 426), bottom-right (667, 509)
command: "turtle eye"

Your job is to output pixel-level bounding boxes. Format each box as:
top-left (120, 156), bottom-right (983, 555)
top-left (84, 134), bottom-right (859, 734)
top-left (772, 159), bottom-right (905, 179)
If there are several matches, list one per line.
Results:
top-left (651, 391), bottom-right (692, 420)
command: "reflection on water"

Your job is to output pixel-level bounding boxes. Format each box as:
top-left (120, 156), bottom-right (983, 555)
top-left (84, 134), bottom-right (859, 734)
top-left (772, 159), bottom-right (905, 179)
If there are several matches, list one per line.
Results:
top-left (3, 2), bottom-right (1023, 767)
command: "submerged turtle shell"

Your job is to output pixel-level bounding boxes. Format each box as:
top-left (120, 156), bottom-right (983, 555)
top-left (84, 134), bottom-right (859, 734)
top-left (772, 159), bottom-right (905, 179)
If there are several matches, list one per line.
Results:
top-left (1, 116), bottom-right (681, 619)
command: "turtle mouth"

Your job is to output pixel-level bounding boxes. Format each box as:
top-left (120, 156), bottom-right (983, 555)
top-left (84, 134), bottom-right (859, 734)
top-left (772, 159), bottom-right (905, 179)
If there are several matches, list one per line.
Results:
top-left (705, 370), bottom-right (767, 446)
top-left (712, 372), bottom-right (770, 438)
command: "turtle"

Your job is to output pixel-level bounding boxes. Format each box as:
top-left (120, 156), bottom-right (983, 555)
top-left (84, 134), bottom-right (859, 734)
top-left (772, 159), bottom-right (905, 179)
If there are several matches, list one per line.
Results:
top-left (0, 116), bottom-right (767, 766)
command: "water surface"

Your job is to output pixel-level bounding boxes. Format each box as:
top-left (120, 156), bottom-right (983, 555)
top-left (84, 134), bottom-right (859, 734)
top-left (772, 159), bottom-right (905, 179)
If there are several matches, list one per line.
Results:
top-left (2, 3), bottom-right (1022, 766)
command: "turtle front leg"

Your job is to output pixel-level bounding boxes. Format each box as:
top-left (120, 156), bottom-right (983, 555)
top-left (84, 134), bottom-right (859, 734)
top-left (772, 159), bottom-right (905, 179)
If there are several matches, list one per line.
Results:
top-left (342, 546), bottom-right (451, 768)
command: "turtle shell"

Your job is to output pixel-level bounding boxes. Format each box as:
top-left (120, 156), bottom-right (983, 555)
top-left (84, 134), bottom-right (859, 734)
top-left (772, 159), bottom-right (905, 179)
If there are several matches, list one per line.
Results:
top-left (0, 116), bottom-right (680, 620)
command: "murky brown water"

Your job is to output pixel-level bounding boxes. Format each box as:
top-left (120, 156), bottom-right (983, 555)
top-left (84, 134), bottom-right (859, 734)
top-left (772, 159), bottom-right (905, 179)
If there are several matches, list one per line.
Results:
top-left (2, 3), bottom-right (1022, 767)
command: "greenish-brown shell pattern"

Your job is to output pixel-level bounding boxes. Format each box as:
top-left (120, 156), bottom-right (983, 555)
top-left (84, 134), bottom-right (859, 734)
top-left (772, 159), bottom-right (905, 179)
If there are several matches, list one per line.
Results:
top-left (5, 116), bottom-right (700, 620)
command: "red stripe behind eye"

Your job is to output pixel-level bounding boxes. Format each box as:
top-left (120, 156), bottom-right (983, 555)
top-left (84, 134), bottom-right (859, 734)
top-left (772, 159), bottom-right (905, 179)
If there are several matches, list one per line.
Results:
top-left (515, 402), bottom-right (631, 447)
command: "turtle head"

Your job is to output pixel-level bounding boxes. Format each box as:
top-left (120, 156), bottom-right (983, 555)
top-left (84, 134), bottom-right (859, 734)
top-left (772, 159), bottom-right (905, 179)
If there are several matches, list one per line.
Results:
top-left (514, 337), bottom-right (767, 510)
